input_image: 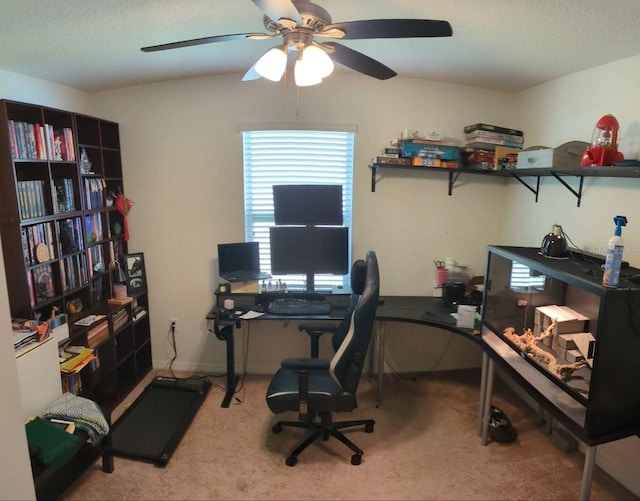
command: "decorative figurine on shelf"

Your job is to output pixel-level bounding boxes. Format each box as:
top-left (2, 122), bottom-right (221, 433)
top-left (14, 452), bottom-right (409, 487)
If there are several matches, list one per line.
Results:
top-left (54, 135), bottom-right (63, 161)
top-left (581, 114), bottom-right (625, 167)
top-left (79, 148), bottom-right (93, 174)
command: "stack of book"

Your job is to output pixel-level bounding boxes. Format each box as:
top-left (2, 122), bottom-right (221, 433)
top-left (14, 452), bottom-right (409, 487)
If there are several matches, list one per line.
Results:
top-left (112, 308), bottom-right (129, 332)
top-left (86, 320), bottom-right (109, 348)
top-left (463, 123), bottom-right (524, 151)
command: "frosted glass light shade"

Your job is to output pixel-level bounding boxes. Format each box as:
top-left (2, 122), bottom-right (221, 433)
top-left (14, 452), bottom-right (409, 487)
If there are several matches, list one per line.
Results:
top-left (302, 45), bottom-right (334, 78)
top-left (254, 47), bottom-right (287, 81)
top-left (294, 57), bottom-right (322, 86)
top-left (294, 46), bottom-right (333, 86)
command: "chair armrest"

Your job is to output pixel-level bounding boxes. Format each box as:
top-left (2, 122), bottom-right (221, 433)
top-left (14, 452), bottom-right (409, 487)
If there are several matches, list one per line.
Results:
top-left (281, 358), bottom-right (330, 371)
top-left (298, 323), bottom-right (338, 358)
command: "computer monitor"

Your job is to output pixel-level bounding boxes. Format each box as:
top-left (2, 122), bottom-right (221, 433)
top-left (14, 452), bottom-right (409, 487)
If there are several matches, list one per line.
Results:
top-left (273, 184), bottom-right (343, 226)
top-left (269, 226), bottom-right (349, 291)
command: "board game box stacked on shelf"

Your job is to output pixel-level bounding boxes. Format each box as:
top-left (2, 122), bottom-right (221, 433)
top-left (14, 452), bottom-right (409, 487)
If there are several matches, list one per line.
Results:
top-left (374, 130), bottom-right (461, 168)
top-left (462, 123), bottom-right (524, 170)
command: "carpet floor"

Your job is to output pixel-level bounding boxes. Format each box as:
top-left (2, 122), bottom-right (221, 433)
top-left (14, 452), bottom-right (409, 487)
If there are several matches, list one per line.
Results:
top-left (64, 369), bottom-right (637, 500)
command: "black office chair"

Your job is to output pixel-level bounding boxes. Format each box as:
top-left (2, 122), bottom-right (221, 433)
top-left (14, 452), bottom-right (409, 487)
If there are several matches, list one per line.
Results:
top-left (297, 258), bottom-right (367, 358)
top-left (265, 251), bottom-right (380, 466)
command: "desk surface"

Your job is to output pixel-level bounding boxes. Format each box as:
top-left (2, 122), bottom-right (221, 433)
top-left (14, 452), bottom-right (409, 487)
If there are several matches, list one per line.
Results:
top-left (208, 295), bottom-right (481, 341)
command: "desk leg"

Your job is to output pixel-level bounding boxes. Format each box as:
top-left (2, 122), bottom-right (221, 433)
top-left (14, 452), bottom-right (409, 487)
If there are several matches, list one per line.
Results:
top-left (220, 325), bottom-right (239, 408)
top-left (478, 352), bottom-right (489, 436)
top-left (376, 320), bottom-right (385, 405)
top-left (480, 357), bottom-right (495, 446)
top-left (580, 446), bottom-right (597, 501)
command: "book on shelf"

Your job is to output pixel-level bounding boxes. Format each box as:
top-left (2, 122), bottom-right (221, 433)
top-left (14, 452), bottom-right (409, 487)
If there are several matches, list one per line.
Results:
top-left (7, 120), bottom-right (75, 161)
top-left (31, 263), bottom-right (55, 303)
top-left (86, 320), bottom-right (110, 348)
top-left (60, 347), bottom-right (96, 373)
top-left (17, 180), bottom-right (47, 219)
top-left (464, 129), bottom-right (524, 144)
top-left (74, 314), bottom-right (105, 326)
top-left (53, 178), bottom-right (75, 213)
top-left (108, 296), bottom-right (133, 306)
top-left (463, 123), bottom-right (524, 137)
top-left (58, 218), bottom-right (83, 255)
top-left (465, 140), bottom-right (523, 151)
top-left (133, 308), bottom-right (148, 322)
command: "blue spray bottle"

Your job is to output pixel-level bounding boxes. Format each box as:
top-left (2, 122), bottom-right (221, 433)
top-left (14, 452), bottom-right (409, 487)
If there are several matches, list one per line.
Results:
top-left (602, 215), bottom-right (628, 288)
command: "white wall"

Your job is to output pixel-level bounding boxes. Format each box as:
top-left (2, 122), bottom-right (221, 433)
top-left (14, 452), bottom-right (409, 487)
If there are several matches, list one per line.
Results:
top-left (507, 54), bottom-right (640, 260)
top-left (90, 72), bottom-right (518, 374)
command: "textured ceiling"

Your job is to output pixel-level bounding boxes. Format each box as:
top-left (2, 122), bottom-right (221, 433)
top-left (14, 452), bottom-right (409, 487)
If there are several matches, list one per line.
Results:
top-left (1, 0), bottom-right (640, 93)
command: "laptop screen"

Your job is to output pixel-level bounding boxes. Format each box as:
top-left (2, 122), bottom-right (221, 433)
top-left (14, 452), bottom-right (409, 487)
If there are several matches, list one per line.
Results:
top-left (218, 242), bottom-right (260, 275)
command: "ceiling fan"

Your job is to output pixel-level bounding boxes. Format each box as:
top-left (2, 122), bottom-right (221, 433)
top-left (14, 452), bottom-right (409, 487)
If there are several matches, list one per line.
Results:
top-left (141, 0), bottom-right (452, 86)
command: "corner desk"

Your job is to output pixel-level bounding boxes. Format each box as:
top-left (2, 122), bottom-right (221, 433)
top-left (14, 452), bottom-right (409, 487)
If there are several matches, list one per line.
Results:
top-left (206, 293), bottom-right (482, 408)
top-left (206, 289), bottom-right (607, 500)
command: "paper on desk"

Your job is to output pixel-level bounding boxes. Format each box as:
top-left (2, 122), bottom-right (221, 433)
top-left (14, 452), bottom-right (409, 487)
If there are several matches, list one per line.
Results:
top-left (240, 310), bottom-right (265, 319)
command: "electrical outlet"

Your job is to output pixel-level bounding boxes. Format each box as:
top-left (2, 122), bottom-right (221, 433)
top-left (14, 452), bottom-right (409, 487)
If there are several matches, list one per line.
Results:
top-left (170, 318), bottom-right (178, 332)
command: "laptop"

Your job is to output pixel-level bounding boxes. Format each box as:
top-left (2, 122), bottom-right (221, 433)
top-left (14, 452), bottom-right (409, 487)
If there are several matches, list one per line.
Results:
top-left (218, 242), bottom-right (271, 282)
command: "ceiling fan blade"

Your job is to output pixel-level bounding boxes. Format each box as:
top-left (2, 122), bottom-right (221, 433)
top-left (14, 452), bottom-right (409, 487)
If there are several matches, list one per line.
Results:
top-left (242, 65), bottom-right (262, 81)
top-left (327, 43), bottom-right (396, 80)
top-left (141, 32), bottom-right (273, 52)
top-left (251, 0), bottom-right (303, 25)
top-left (321, 19), bottom-right (453, 40)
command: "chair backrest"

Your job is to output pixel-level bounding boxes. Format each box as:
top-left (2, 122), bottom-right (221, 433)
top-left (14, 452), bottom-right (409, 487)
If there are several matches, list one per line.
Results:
top-left (329, 251), bottom-right (380, 392)
top-left (331, 258), bottom-right (367, 353)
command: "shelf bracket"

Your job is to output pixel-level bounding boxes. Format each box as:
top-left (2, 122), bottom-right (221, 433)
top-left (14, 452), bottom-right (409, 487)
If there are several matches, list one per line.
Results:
top-left (448, 170), bottom-right (462, 196)
top-left (550, 172), bottom-right (584, 207)
top-left (509, 172), bottom-right (541, 202)
top-left (371, 165), bottom-right (379, 192)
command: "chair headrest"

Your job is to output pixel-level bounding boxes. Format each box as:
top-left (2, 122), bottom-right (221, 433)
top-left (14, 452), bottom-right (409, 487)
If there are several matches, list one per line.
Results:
top-left (350, 259), bottom-right (367, 295)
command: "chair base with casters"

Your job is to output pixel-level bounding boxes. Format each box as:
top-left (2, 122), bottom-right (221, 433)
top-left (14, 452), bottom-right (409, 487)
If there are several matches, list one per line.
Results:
top-left (272, 411), bottom-right (375, 466)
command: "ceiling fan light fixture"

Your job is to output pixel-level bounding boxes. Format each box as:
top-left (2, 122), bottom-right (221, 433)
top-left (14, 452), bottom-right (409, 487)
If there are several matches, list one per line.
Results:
top-left (294, 56), bottom-right (322, 87)
top-left (293, 45), bottom-right (333, 87)
top-left (254, 46), bottom-right (288, 81)
top-left (302, 45), bottom-right (334, 78)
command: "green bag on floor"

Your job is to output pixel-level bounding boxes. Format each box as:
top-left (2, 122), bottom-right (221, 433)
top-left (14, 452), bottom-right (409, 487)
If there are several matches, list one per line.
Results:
top-left (25, 417), bottom-right (82, 468)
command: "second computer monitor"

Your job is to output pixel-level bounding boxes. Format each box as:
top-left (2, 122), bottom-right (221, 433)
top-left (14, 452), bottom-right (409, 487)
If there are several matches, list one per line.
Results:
top-left (273, 184), bottom-right (343, 226)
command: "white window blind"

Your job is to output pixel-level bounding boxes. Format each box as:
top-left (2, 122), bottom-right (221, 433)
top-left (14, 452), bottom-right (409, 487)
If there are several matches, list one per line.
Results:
top-left (510, 262), bottom-right (546, 290)
top-left (242, 129), bottom-right (354, 290)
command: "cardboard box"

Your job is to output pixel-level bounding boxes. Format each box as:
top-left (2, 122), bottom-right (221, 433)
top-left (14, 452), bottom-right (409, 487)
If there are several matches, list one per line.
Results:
top-left (535, 305), bottom-right (588, 334)
top-left (517, 141), bottom-right (588, 169)
top-left (400, 142), bottom-right (460, 161)
top-left (493, 146), bottom-right (521, 170)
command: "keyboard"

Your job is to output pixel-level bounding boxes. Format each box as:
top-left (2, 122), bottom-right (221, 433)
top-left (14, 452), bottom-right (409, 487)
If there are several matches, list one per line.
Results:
top-left (266, 298), bottom-right (332, 316)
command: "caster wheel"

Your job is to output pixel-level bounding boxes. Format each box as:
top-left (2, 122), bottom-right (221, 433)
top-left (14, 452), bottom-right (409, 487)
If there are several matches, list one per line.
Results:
top-left (286, 456), bottom-right (297, 467)
top-left (351, 454), bottom-right (362, 465)
top-left (272, 423), bottom-right (283, 434)
top-left (323, 431), bottom-right (330, 441)
top-left (365, 423), bottom-right (374, 433)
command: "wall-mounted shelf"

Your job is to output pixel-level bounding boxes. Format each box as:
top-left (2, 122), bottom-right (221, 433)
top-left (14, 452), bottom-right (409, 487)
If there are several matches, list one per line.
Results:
top-left (369, 163), bottom-right (640, 207)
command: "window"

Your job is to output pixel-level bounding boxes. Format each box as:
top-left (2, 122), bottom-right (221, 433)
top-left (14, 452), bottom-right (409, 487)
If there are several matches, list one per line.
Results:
top-left (510, 262), bottom-right (546, 291)
top-left (242, 129), bottom-right (354, 290)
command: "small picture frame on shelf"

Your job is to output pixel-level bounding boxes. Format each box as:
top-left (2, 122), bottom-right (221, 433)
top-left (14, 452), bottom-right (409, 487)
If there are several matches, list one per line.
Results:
top-left (124, 252), bottom-right (147, 295)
